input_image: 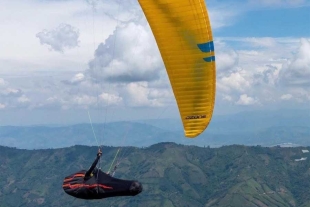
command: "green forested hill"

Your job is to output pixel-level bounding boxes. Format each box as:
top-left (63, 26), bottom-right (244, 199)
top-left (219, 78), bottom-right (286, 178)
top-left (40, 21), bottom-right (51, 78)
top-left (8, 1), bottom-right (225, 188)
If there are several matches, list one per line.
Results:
top-left (1, 143), bottom-right (310, 207)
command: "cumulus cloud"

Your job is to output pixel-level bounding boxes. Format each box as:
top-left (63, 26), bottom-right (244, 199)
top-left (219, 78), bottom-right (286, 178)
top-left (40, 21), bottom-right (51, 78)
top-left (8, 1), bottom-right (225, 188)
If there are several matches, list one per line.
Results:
top-left (252, 64), bottom-right (280, 86)
top-left (0, 103), bottom-right (5, 109)
top-left (0, 78), bottom-right (8, 87)
top-left (281, 94), bottom-right (293, 100)
top-left (216, 49), bottom-right (239, 73)
top-left (18, 95), bottom-right (30, 103)
top-left (36, 96), bottom-right (66, 110)
top-left (71, 95), bottom-right (97, 106)
top-left (99, 92), bottom-right (122, 106)
top-left (0, 88), bottom-right (22, 97)
top-left (218, 71), bottom-right (251, 92)
top-left (213, 37), bottom-right (309, 106)
top-left (279, 38), bottom-right (310, 87)
top-left (36, 24), bottom-right (80, 52)
top-left (13, 35), bottom-right (307, 112)
top-left (87, 22), bottom-right (163, 83)
top-left (32, 84), bottom-right (123, 110)
top-left (62, 73), bottom-right (85, 85)
top-left (236, 94), bottom-right (258, 105)
top-left (284, 88), bottom-right (310, 102)
top-left (208, 7), bottom-right (240, 29)
top-left (122, 82), bottom-right (169, 107)
top-left (71, 73), bottom-right (85, 83)
top-left (0, 78), bottom-right (31, 109)
top-left (222, 95), bottom-right (233, 102)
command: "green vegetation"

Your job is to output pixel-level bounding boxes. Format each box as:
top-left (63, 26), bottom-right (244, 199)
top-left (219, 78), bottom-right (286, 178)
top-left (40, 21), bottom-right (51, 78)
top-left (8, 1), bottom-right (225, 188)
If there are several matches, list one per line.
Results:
top-left (1, 143), bottom-right (310, 206)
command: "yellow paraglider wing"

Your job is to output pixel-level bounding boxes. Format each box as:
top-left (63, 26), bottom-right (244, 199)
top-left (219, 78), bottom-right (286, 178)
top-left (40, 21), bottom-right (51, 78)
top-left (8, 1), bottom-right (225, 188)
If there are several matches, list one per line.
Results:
top-left (138, 0), bottom-right (216, 138)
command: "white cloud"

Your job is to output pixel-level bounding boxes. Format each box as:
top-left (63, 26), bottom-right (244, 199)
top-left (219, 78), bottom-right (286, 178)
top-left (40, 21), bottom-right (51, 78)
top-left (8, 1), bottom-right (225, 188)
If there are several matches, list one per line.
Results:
top-left (1, 88), bottom-right (22, 97)
top-left (30, 78), bottom-right (125, 110)
top-left (71, 73), bottom-right (85, 83)
top-left (99, 92), bottom-right (122, 106)
top-left (63, 73), bottom-right (85, 85)
top-left (0, 78), bottom-right (33, 109)
top-left (72, 95), bottom-right (97, 107)
top-left (222, 95), bottom-right (233, 102)
top-left (39, 96), bottom-right (64, 109)
top-left (216, 49), bottom-right (239, 73)
top-left (279, 38), bottom-right (310, 87)
top-left (36, 24), bottom-right (80, 53)
top-left (35, 93), bottom-right (87, 110)
top-left (208, 7), bottom-right (240, 29)
top-left (236, 94), bottom-right (258, 105)
top-left (281, 94), bottom-right (293, 100)
top-left (18, 95), bottom-right (31, 103)
top-left (123, 82), bottom-right (164, 107)
top-left (218, 71), bottom-right (251, 92)
top-left (285, 88), bottom-right (310, 102)
top-left (214, 37), bottom-right (310, 107)
top-left (0, 103), bottom-right (5, 109)
top-left (252, 64), bottom-right (280, 86)
top-left (0, 78), bottom-right (8, 87)
top-left (87, 22), bottom-right (163, 83)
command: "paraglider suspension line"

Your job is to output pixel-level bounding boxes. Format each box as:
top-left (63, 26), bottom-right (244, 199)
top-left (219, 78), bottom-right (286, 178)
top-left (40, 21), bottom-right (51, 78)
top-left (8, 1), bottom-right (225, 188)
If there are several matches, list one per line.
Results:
top-left (108, 148), bottom-right (120, 174)
top-left (96, 155), bottom-right (101, 194)
top-left (88, 110), bottom-right (100, 147)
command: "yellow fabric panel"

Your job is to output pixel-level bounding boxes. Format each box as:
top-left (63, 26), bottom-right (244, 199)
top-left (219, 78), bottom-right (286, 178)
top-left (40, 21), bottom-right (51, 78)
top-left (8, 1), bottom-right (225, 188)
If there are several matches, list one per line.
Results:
top-left (139, 0), bottom-right (216, 138)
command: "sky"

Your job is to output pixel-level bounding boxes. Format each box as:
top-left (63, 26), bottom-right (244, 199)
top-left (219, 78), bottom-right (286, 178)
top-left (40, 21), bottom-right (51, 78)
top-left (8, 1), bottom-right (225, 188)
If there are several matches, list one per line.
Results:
top-left (0, 0), bottom-right (309, 126)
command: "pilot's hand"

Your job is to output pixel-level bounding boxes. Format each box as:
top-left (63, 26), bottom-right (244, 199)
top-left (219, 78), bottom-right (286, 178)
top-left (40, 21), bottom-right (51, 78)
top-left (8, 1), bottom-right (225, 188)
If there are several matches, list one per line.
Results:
top-left (97, 148), bottom-right (102, 156)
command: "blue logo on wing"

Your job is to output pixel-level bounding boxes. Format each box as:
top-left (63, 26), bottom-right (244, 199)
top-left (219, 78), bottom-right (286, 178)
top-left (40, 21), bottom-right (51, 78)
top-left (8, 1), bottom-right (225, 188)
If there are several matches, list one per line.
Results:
top-left (197, 41), bottom-right (215, 62)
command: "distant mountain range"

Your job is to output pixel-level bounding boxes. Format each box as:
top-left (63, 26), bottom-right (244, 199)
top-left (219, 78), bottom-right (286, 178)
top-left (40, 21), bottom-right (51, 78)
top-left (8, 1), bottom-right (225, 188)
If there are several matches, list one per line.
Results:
top-left (1, 143), bottom-right (310, 207)
top-left (0, 109), bottom-right (309, 149)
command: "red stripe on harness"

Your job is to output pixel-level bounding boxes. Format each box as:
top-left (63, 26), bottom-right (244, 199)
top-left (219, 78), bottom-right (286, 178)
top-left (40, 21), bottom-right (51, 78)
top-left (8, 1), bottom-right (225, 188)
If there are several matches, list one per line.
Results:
top-left (63, 183), bottom-right (113, 190)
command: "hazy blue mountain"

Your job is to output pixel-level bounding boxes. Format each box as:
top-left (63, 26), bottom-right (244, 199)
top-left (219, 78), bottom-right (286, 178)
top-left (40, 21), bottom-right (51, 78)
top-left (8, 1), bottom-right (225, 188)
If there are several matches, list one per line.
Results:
top-left (141, 109), bottom-right (310, 134)
top-left (0, 109), bottom-right (309, 149)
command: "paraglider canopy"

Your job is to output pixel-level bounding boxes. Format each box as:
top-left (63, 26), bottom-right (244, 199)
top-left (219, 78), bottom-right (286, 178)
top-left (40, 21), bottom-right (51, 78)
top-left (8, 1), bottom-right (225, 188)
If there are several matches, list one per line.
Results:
top-left (138, 0), bottom-right (216, 138)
